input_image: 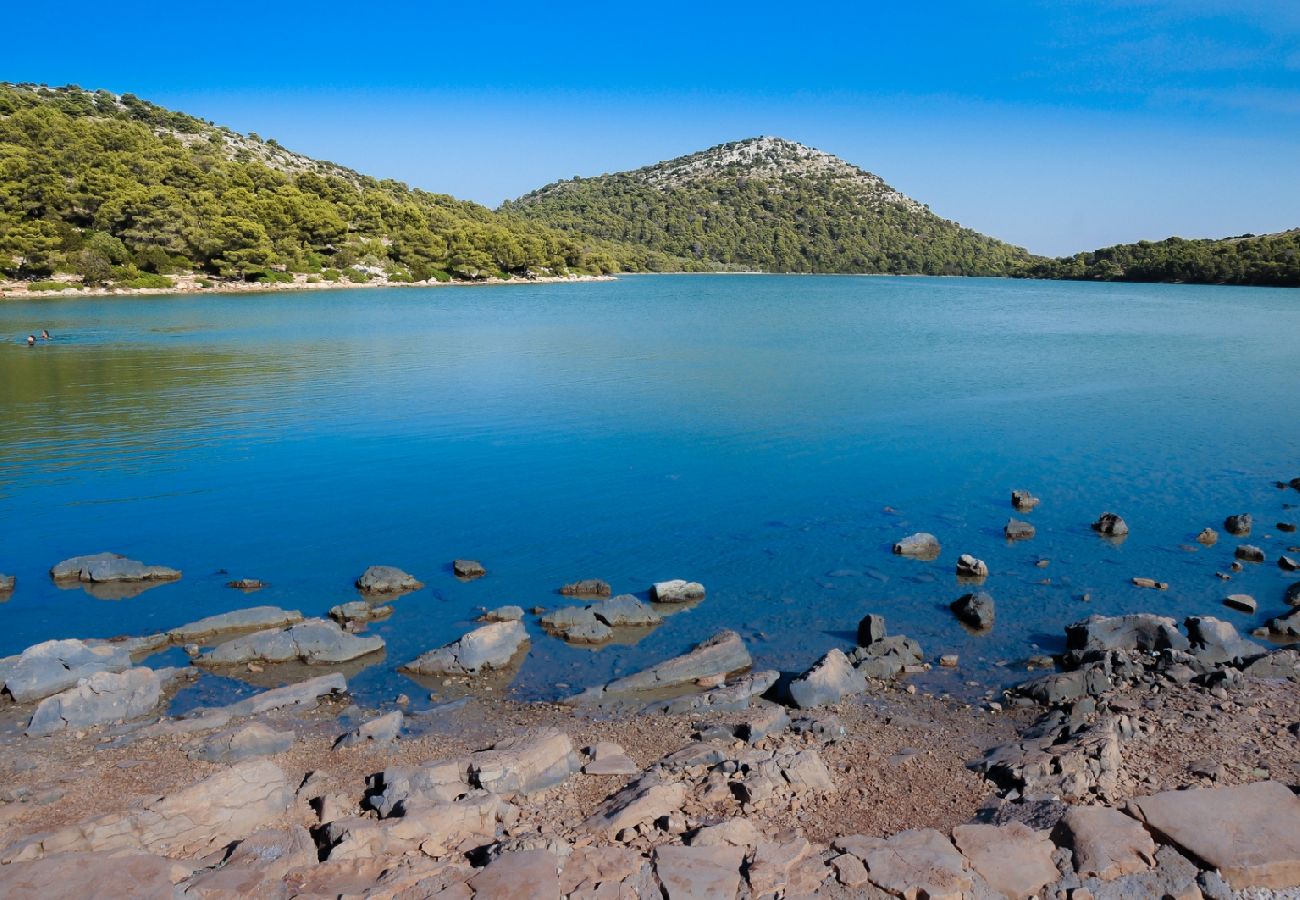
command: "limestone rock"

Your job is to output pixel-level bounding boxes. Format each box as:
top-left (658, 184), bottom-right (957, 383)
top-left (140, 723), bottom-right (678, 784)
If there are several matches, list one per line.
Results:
top-left (0, 639), bottom-right (133, 703)
top-left (452, 559), bottom-right (486, 579)
top-left (593, 593), bottom-right (663, 627)
top-left (1288, 581), bottom-right (1300, 606)
top-left (1066, 614), bottom-right (1187, 656)
top-left (1011, 489), bottom-right (1040, 511)
top-left (50, 551), bottom-right (181, 584)
top-left (401, 620), bottom-right (528, 675)
top-left (893, 532), bottom-right (941, 559)
top-left (788, 648), bottom-right (865, 709)
top-left (1005, 518), bottom-right (1036, 541)
top-left (690, 817), bottom-right (761, 848)
top-left (651, 579), bottom-right (706, 603)
top-left (479, 605), bottom-right (525, 622)
top-left (0, 852), bottom-right (189, 899)
top-left (1054, 805), bottom-right (1155, 880)
top-left (27, 667), bottom-right (165, 736)
top-left (355, 565), bottom-right (423, 594)
top-left (639, 669), bottom-right (777, 715)
top-left (856, 613), bottom-right (886, 646)
top-left (748, 838), bottom-right (813, 898)
top-left (191, 721), bottom-right (295, 763)
top-left (201, 618), bottom-right (383, 666)
top-left (183, 825), bottom-right (316, 895)
top-left (952, 821), bottom-right (1057, 899)
top-left (1236, 544), bottom-right (1266, 562)
top-left (1223, 593), bottom-right (1257, 613)
top-left (469, 849), bottom-right (562, 898)
top-left (326, 793), bottom-right (504, 861)
top-left (951, 591), bottom-right (995, 630)
top-left (560, 578), bottom-right (611, 597)
top-left (224, 577), bottom-right (265, 590)
top-left (583, 776), bottom-right (686, 837)
top-left (1197, 527), bottom-right (1219, 546)
top-left (0, 574), bottom-right (14, 595)
top-left (956, 554), bottom-right (989, 578)
top-left (1268, 607), bottom-right (1300, 637)
top-left (541, 606), bottom-right (614, 644)
top-left (654, 844), bottom-right (745, 899)
top-left (1091, 512), bottom-right (1128, 537)
top-left (569, 630), bottom-right (750, 704)
top-left (848, 633), bottom-right (924, 680)
top-left (1130, 781), bottom-right (1300, 890)
top-left (470, 728), bottom-right (579, 796)
top-left (168, 606), bottom-right (303, 642)
top-left (583, 741), bottom-right (639, 776)
top-left (328, 600), bottom-right (392, 625)
top-left (1224, 513), bottom-right (1253, 536)
top-left (335, 710), bottom-right (403, 749)
top-left (838, 828), bottom-right (972, 899)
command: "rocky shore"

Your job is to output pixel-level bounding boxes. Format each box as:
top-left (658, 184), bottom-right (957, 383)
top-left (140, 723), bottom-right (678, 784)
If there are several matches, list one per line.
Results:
top-left (1, 485), bottom-right (1299, 897)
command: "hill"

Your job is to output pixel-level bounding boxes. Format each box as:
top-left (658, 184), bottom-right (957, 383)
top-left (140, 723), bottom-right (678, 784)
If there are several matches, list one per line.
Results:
top-left (1022, 230), bottom-right (1300, 287)
top-left (500, 136), bottom-right (1032, 276)
top-left (0, 84), bottom-right (680, 289)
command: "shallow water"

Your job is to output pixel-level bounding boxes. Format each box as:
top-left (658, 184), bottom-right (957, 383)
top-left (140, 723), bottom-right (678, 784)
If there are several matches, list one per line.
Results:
top-left (1, 275), bottom-right (1298, 711)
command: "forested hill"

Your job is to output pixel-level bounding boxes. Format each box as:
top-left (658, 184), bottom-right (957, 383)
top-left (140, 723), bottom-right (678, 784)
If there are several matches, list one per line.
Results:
top-left (500, 136), bottom-right (1032, 276)
top-left (1021, 230), bottom-right (1300, 287)
top-left (0, 84), bottom-right (685, 287)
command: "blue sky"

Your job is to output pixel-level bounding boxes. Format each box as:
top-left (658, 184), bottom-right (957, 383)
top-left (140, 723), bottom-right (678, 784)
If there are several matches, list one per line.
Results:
top-left (6, 0), bottom-right (1299, 255)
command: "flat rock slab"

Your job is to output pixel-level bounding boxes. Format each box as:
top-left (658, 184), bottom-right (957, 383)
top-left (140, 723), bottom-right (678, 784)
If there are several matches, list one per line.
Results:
top-left (328, 600), bottom-right (393, 625)
top-left (402, 620), bottom-right (529, 675)
top-left (952, 821), bottom-right (1058, 898)
top-left (560, 578), bottom-right (612, 597)
top-left (654, 844), bottom-right (745, 899)
top-left (0, 638), bottom-right (133, 703)
top-left (569, 630), bottom-right (750, 705)
top-left (355, 565), bottom-right (423, 594)
top-left (1131, 780), bottom-right (1300, 890)
top-left (50, 551), bottom-right (180, 583)
top-left (470, 728), bottom-right (579, 796)
top-left (27, 667), bottom-right (166, 736)
top-left (168, 606), bottom-right (303, 642)
top-left (453, 559), bottom-right (486, 579)
top-left (584, 777), bottom-right (687, 837)
top-left (0, 851), bottom-right (190, 899)
top-left (200, 618), bottom-right (384, 666)
top-left (651, 579), bottom-right (706, 603)
top-left (192, 721), bottom-right (295, 762)
top-left (838, 828), bottom-right (972, 899)
top-left (335, 710), bottom-right (404, 749)
top-left (1054, 805), bottom-right (1155, 880)
top-left (469, 849), bottom-right (562, 899)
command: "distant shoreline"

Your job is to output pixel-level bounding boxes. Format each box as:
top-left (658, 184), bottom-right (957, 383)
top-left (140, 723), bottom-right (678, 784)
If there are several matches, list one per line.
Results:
top-left (0, 271), bottom-right (616, 301)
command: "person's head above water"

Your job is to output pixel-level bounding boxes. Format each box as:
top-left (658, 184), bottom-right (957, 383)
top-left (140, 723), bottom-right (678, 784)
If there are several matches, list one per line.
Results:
top-left (40, 329), bottom-right (49, 339)
top-left (26, 335), bottom-right (35, 345)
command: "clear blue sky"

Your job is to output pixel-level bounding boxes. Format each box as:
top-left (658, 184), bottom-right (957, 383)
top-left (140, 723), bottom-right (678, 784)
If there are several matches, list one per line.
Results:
top-left (7, 0), bottom-right (1298, 255)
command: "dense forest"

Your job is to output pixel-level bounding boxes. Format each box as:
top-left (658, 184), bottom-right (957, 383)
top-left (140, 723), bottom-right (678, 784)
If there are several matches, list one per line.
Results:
top-left (502, 137), bottom-right (1032, 276)
top-left (1023, 231), bottom-right (1300, 287)
top-left (0, 83), bottom-right (684, 289)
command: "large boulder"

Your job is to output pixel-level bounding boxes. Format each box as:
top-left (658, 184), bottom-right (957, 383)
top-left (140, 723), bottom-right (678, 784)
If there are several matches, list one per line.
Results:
top-left (469, 728), bottom-right (579, 796)
top-left (355, 565), bottom-right (423, 594)
top-left (200, 619), bottom-right (384, 666)
top-left (167, 606), bottom-right (303, 642)
top-left (1186, 616), bottom-right (1265, 665)
top-left (401, 620), bottom-right (528, 676)
top-left (788, 649), bottom-right (865, 709)
top-left (569, 630), bottom-right (751, 705)
top-left (50, 551), bottom-right (180, 583)
top-left (892, 532), bottom-right (940, 559)
top-left (1, 760), bottom-right (293, 863)
top-left (951, 592), bottom-right (995, 630)
top-left (0, 639), bottom-right (133, 703)
top-left (27, 667), bottom-right (168, 736)
top-left (1065, 614), bottom-right (1188, 656)
top-left (651, 579), bottom-right (706, 603)
top-left (1091, 512), bottom-right (1128, 537)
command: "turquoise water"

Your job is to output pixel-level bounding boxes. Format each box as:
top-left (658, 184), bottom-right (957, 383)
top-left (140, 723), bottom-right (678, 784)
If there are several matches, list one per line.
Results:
top-left (1, 275), bottom-right (1298, 710)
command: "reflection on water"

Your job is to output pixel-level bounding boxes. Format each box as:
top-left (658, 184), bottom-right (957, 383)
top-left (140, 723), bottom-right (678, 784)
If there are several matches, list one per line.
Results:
top-left (2, 276), bottom-right (1299, 709)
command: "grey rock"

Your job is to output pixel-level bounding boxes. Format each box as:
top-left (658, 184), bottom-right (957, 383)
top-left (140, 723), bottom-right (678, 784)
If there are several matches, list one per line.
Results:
top-left (355, 565), bottom-right (422, 594)
top-left (1235, 544), bottom-right (1266, 562)
top-left (893, 532), bottom-right (940, 559)
top-left (1243, 649), bottom-right (1300, 681)
top-left (848, 633), bottom-right (924, 680)
top-left (335, 710), bottom-right (403, 748)
top-left (593, 594), bottom-right (663, 627)
top-left (200, 618), bottom-right (384, 666)
top-left (1223, 593), bottom-right (1257, 613)
top-left (1275, 608), bottom-right (1300, 637)
top-left (191, 721), bottom-right (295, 762)
top-left (640, 670), bottom-right (778, 715)
top-left (1017, 667), bottom-right (1110, 705)
top-left (1065, 614), bottom-right (1188, 656)
top-left (328, 600), bottom-right (392, 625)
top-left (1224, 513), bottom-right (1253, 536)
top-left (1011, 489), bottom-right (1040, 511)
top-left (452, 559), bottom-right (486, 579)
top-left (0, 639), bottom-right (134, 703)
top-left (1005, 518), bottom-right (1036, 541)
top-left (401, 620), bottom-right (528, 675)
top-left (737, 703), bottom-right (791, 743)
top-left (224, 577), bottom-right (265, 590)
top-left (569, 630), bottom-right (751, 705)
top-left (49, 551), bottom-right (180, 583)
top-left (541, 606), bottom-right (613, 644)
top-left (169, 606), bottom-right (304, 642)
top-left (560, 579), bottom-right (611, 597)
top-left (27, 667), bottom-right (166, 736)
top-left (956, 553), bottom-right (989, 578)
top-left (951, 591), bottom-right (995, 630)
top-left (1280, 554), bottom-right (1300, 571)
top-left (1288, 582), bottom-right (1300, 606)
top-left (1091, 512), bottom-right (1128, 537)
top-left (651, 579), bottom-right (706, 603)
top-left (788, 648), bottom-right (866, 709)
top-left (856, 613), bottom-right (887, 646)
top-left (479, 605), bottom-right (524, 622)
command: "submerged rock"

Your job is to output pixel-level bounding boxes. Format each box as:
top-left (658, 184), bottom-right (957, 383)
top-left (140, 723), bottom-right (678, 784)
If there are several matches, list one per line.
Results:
top-left (169, 606), bottom-right (304, 642)
top-left (0, 574), bottom-right (14, 595)
top-left (401, 620), bottom-right (528, 676)
top-left (892, 532), bottom-right (940, 559)
top-left (1224, 513), bottom-right (1253, 537)
top-left (1011, 489), bottom-right (1040, 511)
top-left (201, 619), bottom-right (384, 666)
top-left (355, 565), bottom-right (423, 594)
top-left (1235, 544), bottom-right (1266, 562)
top-left (1091, 512), bottom-right (1129, 537)
top-left (50, 551), bottom-right (181, 584)
top-left (788, 649), bottom-right (865, 709)
top-left (569, 630), bottom-right (751, 705)
top-left (1004, 518), bottom-right (1036, 541)
top-left (478, 605), bottom-right (525, 622)
top-left (651, 579), bottom-right (706, 603)
top-left (1287, 582), bottom-right (1300, 606)
top-left (225, 578), bottom-right (265, 590)
top-left (452, 559), bottom-right (486, 579)
top-left (0, 639), bottom-right (133, 703)
top-left (955, 554), bottom-right (989, 578)
top-left (560, 579), bottom-right (611, 597)
top-left (951, 591), bottom-right (995, 630)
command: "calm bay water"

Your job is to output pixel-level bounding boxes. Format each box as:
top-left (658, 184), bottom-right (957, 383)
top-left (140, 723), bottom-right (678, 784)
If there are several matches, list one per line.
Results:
top-left (1, 274), bottom-right (1298, 710)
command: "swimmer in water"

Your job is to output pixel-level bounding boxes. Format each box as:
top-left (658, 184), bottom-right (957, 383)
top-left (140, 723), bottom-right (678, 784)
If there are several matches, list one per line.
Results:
top-left (40, 329), bottom-right (50, 340)
top-left (26, 335), bottom-right (35, 346)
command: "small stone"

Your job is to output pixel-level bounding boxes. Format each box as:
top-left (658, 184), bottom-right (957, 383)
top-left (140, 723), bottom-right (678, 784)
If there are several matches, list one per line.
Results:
top-left (1197, 528), bottom-right (1219, 546)
top-left (956, 554), bottom-right (988, 579)
top-left (1011, 489), bottom-right (1040, 511)
top-left (1005, 518), bottom-right (1036, 541)
top-left (1131, 577), bottom-right (1168, 590)
top-left (453, 559), bottom-right (486, 579)
top-left (560, 579), bottom-right (611, 597)
top-left (479, 605), bottom-right (525, 623)
top-left (1235, 545), bottom-right (1265, 562)
top-left (1092, 512), bottom-right (1128, 537)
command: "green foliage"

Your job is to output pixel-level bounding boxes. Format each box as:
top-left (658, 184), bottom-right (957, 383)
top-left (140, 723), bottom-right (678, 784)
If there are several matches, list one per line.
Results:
top-left (254, 270), bottom-right (295, 284)
top-left (26, 280), bottom-right (72, 291)
top-left (0, 83), bottom-right (661, 283)
top-left (1020, 231), bottom-right (1300, 287)
top-left (114, 270), bottom-right (172, 289)
top-left (503, 138), bottom-right (1030, 276)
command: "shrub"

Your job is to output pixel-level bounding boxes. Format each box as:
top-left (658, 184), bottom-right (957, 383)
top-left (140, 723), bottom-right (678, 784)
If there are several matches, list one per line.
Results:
top-left (27, 280), bottom-right (72, 292)
top-left (254, 270), bottom-right (295, 284)
top-left (116, 271), bottom-right (173, 289)
top-left (321, 268), bottom-right (343, 282)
